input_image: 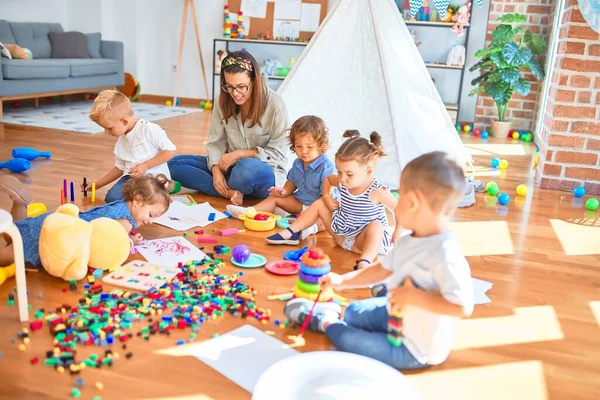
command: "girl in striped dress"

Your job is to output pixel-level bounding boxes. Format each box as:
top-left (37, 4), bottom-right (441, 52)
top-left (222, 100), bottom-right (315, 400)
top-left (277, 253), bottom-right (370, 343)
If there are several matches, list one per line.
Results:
top-left (267, 130), bottom-right (398, 270)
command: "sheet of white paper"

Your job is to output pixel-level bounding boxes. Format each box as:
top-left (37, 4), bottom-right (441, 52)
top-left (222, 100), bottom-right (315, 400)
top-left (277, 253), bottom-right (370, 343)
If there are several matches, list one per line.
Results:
top-left (153, 201), bottom-right (227, 231)
top-left (188, 325), bottom-right (299, 393)
top-left (241, 0), bottom-right (268, 18)
top-left (274, 0), bottom-right (302, 20)
top-left (472, 278), bottom-right (493, 305)
top-left (273, 19), bottom-right (300, 39)
top-left (300, 3), bottom-right (321, 31)
top-left (136, 236), bottom-right (208, 267)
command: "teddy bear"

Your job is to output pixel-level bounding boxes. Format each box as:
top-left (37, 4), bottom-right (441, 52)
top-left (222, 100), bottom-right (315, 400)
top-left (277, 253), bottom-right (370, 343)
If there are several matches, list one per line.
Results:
top-left (39, 204), bottom-right (131, 281)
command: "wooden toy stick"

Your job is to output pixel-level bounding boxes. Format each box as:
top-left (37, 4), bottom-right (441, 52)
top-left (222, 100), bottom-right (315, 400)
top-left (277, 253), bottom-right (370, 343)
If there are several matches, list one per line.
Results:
top-left (60, 189), bottom-right (64, 205)
top-left (63, 179), bottom-right (67, 199)
top-left (91, 183), bottom-right (96, 203)
top-left (83, 177), bottom-right (87, 197)
top-left (298, 290), bottom-right (322, 337)
top-left (70, 182), bottom-right (74, 202)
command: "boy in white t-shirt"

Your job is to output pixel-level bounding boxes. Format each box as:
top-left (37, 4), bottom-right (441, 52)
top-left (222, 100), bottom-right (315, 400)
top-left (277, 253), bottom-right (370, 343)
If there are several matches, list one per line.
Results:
top-left (284, 151), bottom-right (474, 369)
top-left (85, 90), bottom-right (177, 203)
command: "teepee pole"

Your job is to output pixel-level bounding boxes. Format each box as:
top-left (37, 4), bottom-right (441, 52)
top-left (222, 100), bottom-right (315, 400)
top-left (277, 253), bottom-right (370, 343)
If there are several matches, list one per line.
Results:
top-left (189, 0), bottom-right (209, 101)
top-left (173, 0), bottom-right (189, 105)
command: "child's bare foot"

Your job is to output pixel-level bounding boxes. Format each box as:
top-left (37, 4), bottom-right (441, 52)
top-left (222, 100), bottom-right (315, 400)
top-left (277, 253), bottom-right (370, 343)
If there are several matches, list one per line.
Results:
top-left (230, 190), bottom-right (243, 206)
top-left (0, 176), bottom-right (32, 205)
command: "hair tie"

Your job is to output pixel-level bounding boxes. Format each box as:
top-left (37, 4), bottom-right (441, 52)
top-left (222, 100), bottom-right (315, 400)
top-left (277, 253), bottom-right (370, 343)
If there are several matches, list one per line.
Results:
top-left (222, 57), bottom-right (253, 72)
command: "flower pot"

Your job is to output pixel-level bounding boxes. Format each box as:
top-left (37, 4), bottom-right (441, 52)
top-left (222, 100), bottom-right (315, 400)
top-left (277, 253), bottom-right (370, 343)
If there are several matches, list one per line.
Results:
top-left (490, 120), bottom-right (511, 138)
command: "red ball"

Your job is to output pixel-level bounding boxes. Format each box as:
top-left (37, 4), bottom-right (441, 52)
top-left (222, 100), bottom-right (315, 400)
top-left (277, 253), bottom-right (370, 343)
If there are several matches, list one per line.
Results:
top-left (473, 128), bottom-right (481, 136)
top-left (308, 248), bottom-right (324, 260)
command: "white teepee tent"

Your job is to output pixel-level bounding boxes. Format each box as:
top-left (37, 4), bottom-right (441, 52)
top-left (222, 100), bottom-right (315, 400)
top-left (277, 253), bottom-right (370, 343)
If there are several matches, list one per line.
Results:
top-left (278, 0), bottom-right (470, 189)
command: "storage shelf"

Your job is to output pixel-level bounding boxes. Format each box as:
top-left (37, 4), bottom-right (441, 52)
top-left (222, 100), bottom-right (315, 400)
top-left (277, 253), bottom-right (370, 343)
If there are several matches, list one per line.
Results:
top-left (425, 63), bottom-right (464, 70)
top-left (213, 72), bottom-right (286, 80)
top-left (445, 103), bottom-right (459, 111)
top-left (404, 20), bottom-right (470, 28)
top-left (214, 37), bottom-right (308, 46)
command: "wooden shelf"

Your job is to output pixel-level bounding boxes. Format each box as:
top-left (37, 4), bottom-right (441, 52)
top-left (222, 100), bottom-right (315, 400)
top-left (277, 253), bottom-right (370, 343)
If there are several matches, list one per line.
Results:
top-left (403, 20), bottom-right (470, 28)
top-left (425, 63), bottom-right (464, 70)
top-left (214, 37), bottom-right (308, 46)
top-left (445, 103), bottom-right (459, 111)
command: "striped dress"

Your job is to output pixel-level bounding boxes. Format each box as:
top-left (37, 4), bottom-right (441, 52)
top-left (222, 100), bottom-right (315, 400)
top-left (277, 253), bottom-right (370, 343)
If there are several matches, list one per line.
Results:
top-left (331, 179), bottom-right (393, 253)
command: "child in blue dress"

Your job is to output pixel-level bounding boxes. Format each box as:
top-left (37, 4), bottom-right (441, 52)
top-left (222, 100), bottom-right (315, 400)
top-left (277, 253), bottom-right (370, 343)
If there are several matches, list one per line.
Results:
top-left (0, 174), bottom-right (170, 268)
top-left (267, 130), bottom-right (398, 270)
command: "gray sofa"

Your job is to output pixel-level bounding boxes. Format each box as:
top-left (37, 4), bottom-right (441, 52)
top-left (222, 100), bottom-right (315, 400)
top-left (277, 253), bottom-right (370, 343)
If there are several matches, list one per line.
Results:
top-left (0, 20), bottom-right (123, 118)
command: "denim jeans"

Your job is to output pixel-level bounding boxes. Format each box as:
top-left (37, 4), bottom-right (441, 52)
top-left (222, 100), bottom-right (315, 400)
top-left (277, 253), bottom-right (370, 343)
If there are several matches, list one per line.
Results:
top-left (325, 297), bottom-right (429, 370)
top-left (167, 155), bottom-right (275, 199)
top-left (105, 175), bottom-right (131, 203)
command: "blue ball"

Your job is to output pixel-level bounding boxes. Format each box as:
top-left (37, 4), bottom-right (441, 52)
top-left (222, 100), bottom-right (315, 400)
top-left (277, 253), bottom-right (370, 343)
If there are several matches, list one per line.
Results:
top-left (573, 186), bottom-right (586, 198)
top-left (498, 193), bottom-right (510, 205)
top-left (481, 131), bottom-right (489, 139)
top-left (491, 157), bottom-right (500, 168)
top-left (174, 98), bottom-right (181, 106)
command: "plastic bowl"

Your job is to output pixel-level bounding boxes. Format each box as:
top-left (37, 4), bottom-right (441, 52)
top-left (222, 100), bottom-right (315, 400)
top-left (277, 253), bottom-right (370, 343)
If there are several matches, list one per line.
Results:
top-left (238, 212), bottom-right (281, 231)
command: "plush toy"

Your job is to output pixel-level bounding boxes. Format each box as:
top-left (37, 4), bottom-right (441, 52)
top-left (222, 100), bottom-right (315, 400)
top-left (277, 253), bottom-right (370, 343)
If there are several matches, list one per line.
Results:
top-left (39, 204), bottom-right (131, 281)
top-left (446, 45), bottom-right (466, 66)
top-left (451, 3), bottom-right (471, 36)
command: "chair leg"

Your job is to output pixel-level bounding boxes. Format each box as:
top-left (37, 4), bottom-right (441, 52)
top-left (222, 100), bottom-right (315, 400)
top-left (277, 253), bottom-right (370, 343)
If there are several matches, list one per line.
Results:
top-left (6, 223), bottom-right (28, 322)
top-left (34, 98), bottom-right (39, 108)
top-left (0, 99), bottom-right (3, 119)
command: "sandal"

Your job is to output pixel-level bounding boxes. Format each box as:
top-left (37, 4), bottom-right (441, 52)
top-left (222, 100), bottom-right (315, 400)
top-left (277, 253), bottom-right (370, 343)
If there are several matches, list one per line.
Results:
top-left (266, 227), bottom-right (300, 245)
top-left (353, 258), bottom-right (371, 271)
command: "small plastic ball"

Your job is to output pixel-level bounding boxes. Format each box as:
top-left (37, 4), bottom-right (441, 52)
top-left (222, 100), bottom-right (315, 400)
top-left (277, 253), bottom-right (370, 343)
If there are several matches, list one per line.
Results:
top-left (463, 124), bottom-right (472, 133)
top-left (84, 94), bottom-right (91, 100)
top-left (473, 128), bottom-right (481, 136)
top-left (232, 245), bottom-right (251, 264)
top-left (498, 193), bottom-right (510, 205)
top-left (205, 102), bottom-right (213, 110)
top-left (491, 158), bottom-right (500, 168)
top-left (486, 182), bottom-right (500, 196)
top-left (455, 124), bottom-right (462, 132)
top-left (586, 198), bottom-right (599, 211)
top-left (573, 186), bottom-right (586, 198)
top-left (200, 101), bottom-right (206, 108)
top-left (481, 131), bottom-right (489, 139)
top-left (499, 159), bottom-right (509, 169)
top-left (175, 98), bottom-right (181, 106)
top-left (165, 100), bottom-right (173, 106)
top-left (512, 132), bottom-right (520, 139)
top-left (516, 184), bottom-right (528, 196)
top-left (245, 207), bottom-right (257, 219)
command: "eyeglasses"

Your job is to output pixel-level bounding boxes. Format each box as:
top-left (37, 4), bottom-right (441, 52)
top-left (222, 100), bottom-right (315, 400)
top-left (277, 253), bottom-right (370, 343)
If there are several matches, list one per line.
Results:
top-left (221, 82), bottom-right (252, 94)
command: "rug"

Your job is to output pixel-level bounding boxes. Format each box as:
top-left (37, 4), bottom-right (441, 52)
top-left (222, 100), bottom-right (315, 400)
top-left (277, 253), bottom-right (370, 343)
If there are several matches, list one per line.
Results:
top-left (0, 101), bottom-right (202, 134)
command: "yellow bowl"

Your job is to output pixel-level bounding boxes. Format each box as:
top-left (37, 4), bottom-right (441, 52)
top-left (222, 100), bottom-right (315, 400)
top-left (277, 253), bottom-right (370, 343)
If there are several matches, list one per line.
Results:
top-left (238, 212), bottom-right (281, 231)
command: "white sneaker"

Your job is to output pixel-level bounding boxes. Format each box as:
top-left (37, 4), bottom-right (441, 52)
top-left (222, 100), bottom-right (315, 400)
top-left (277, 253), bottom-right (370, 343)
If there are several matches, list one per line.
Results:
top-left (226, 205), bottom-right (248, 218)
top-left (300, 223), bottom-right (318, 240)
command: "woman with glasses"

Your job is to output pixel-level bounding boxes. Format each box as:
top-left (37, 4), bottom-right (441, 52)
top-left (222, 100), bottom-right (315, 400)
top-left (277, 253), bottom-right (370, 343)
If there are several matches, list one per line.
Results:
top-left (168, 50), bottom-right (289, 205)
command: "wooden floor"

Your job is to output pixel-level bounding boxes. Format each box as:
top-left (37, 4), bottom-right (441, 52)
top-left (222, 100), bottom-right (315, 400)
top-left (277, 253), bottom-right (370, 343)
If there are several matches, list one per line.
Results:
top-left (0, 109), bottom-right (599, 400)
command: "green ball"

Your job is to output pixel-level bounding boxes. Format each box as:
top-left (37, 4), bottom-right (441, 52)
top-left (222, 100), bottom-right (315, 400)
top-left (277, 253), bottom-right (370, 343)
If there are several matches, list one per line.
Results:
top-left (487, 183), bottom-right (500, 196)
top-left (586, 197), bottom-right (599, 211)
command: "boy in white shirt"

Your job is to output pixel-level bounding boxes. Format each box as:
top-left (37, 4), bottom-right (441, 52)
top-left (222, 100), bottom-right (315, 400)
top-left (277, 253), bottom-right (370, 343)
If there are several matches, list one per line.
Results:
top-left (85, 90), bottom-right (177, 203)
top-left (284, 151), bottom-right (474, 369)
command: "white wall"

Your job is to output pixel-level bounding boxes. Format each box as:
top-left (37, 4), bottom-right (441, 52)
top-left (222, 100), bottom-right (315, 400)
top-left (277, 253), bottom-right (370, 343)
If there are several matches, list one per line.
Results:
top-left (0, 0), bottom-right (68, 27)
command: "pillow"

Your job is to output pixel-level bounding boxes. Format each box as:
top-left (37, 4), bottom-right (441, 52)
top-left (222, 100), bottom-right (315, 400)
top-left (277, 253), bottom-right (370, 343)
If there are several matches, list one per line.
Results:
top-left (5, 44), bottom-right (31, 59)
top-left (0, 41), bottom-right (11, 59)
top-left (86, 33), bottom-right (101, 58)
top-left (48, 31), bottom-right (89, 59)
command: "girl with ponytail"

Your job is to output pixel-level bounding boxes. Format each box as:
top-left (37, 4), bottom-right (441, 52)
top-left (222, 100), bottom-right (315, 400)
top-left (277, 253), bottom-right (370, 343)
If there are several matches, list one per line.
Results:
top-left (267, 130), bottom-right (398, 270)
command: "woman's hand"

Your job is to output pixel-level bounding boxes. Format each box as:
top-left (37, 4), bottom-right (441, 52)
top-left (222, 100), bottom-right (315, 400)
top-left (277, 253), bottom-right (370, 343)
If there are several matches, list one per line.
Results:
top-left (212, 168), bottom-right (230, 198)
top-left (324, 196), bottom-right (340, 212)
top-left (219, 151), bottom-right (239, 172)
top-left (268, 187), bottom-right (287, 197)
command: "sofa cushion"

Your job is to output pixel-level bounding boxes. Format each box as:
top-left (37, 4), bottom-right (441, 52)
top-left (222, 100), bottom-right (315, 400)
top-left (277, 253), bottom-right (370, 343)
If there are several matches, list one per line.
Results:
top-left (9, 22), bottom-right (63, 59)
top-left (67, 59), bottom-right (119, 77)
top-left (2, 59), bottom-right (70, 79)
top-left (86, 33), bottom-right (102, 58)
top-left (0, 20), bottom-right (15, 44)
top-left (49, 31), bottom-right (88, 59)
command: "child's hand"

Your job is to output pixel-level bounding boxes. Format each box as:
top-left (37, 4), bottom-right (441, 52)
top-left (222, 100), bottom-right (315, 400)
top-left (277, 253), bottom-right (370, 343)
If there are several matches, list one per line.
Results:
top-left (129, 162), bottom-right (148, 178)
top-left (388, 277), bottom-right (418, 314)
top-left (324, 196), bottom-right (340, 212)
top-left (81, 182), bottom-right (93, 192)
top-left (319, 272), bottom-right (343, 291)
top-left (130, 232), bottom-right (145, 245)
top-left (268, 187), bottom-right (287, 197)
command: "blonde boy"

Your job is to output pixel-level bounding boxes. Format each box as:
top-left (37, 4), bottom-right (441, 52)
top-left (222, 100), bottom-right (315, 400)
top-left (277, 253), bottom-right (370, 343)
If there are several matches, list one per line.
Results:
top-left (85, 90), bottom-right (177, 202)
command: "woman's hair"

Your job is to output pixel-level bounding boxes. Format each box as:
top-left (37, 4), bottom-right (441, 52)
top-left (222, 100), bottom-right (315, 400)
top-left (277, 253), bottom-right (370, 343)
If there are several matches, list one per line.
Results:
top-left (288, 115), bottom-right (330, 153)
top-left (336, 130), bottom-right (387, 165)
top-left (219, 50), bottom-right (267, 128)
top-left (122, 175), bottom-right (170, 210)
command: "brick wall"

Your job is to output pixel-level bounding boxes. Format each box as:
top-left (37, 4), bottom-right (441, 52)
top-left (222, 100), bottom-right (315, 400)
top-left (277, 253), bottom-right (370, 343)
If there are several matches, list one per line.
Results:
top-left (473, 0), bottom-right (553, 130)
top-left (535, 0), bottom-right (600, 195)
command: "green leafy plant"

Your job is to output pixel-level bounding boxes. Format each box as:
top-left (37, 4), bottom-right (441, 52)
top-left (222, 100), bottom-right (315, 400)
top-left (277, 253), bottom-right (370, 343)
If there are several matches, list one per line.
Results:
top-left (469, 13), bottom-right (547, 122)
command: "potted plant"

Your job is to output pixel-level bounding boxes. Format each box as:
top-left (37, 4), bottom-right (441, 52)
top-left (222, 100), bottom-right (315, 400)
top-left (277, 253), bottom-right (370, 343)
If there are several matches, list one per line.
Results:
top-left (469, 13), bottom-right (547, 137)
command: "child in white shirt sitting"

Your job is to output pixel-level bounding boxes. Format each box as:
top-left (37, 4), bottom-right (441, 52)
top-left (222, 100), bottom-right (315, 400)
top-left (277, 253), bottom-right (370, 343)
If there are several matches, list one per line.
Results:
top-left (84, 90), bottom-right (177, 203)
top-left (284, 151), bottom-right (474, 369)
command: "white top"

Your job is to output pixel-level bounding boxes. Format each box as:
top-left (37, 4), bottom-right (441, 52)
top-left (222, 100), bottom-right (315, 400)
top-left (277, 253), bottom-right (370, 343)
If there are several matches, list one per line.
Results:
top-left (381, 231), bottom-right (474, 365)
top-left (114, 119), bottom-right (176, 179)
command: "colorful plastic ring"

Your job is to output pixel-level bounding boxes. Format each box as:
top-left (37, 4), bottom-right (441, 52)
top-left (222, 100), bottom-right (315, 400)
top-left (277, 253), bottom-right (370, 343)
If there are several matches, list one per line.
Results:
top-left (300, 256), bottom-right (331, 268)
top-left (295, 278), bottom-right (320, 294)
top-left (298, 271), bottom-right (320, 284)
top-left (293, 286), bottom-right (333, 301)
top-left (276, 217), bottom-right (296, 230)
top-left (299, 263), bottom-right (331, 276)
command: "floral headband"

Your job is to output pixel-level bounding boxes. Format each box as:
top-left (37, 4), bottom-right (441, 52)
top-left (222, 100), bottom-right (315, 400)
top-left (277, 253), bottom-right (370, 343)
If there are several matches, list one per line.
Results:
top-left (222, 56), bottom-right (253, 72)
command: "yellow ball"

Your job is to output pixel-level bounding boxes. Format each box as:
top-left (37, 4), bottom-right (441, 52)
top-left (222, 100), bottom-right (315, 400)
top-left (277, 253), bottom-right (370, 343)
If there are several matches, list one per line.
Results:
top-left (464, 125), bottom-right (471, 133)
top-left (516, 184), bottom-right (528, 196)
top-left (512, 132), bottom-right (520, 139)
top-left (245, 207), bottom-right (257, 219)
top-left (499, 159), bottom-right (509, 169)
top-left (165, 100), bottom-right (173, 106)
top-left (205, 102), bottom-right (213, 110)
